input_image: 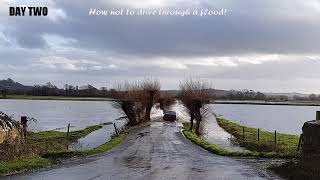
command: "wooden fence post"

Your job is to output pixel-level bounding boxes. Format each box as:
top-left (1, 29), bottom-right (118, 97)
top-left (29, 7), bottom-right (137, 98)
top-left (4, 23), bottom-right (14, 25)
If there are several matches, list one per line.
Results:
top-left (297, 133), bottom-right (303, 151)
top-left (274, 130), bottom-right (277, 145)
top-left (242, 126), bottom-right (245, 139)
top-left (317, 111), bottom-right (320, 120)
top-left (67, 123), bottom-right (70, 140)
top-left (21, 116), bottom-right (28, 138)
top-left (114, 123), bottom-right (119, 136)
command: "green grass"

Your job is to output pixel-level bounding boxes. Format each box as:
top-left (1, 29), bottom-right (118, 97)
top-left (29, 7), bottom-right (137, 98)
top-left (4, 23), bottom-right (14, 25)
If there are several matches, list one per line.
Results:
top-left (101, 122), bottom-right (113, 126)
top-left (269, 161), bottom-right (320, 180)
top-left (183, 129), bottom-right (296, 158)
top-left (0, 95), bottom-right (114, 101)
top-left (216, 117), bottom-right (300, 156)
top-left (0, 124), bottom-right (125, 176)
top-left (0, 156), bottom-right (50, 176)
top-left (29, 125), bottom-right (103, 156)
top-left (31, 125), bottom-right (102, 140)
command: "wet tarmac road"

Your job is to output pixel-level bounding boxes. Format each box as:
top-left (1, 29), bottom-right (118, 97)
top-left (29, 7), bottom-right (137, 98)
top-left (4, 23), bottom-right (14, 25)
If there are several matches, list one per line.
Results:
top-left (6, 122), bottom-right (282, 180)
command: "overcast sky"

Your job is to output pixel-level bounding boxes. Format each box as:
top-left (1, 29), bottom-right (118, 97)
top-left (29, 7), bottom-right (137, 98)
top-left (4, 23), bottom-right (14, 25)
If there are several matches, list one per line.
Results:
top-left (1, 0), bottom-right (320, 93)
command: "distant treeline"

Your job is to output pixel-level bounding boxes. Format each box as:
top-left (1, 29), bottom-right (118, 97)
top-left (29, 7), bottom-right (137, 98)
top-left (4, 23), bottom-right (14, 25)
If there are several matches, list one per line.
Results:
top-left (214, 89), bottom-right (320, 102)
top-left (216, 89), bottom-right (266, 101)
top-left (0, 79), bottom-right (319, 102)
top-left (0, 81), bottom-right (115, 97)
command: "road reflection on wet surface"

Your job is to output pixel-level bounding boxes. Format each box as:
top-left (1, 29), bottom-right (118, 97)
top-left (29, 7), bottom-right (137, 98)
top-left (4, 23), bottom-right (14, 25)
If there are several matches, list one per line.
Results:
top-left (6, 121), bottom-right (282, 180)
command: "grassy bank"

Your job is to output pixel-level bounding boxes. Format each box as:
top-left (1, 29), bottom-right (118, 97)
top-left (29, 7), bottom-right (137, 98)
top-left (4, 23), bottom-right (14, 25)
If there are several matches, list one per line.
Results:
top-left (269, 161), bottom-right (320, 180)
top-left (0, 95), bottom-right (114, 101)
top-left (183, 130), bottom-right (294, 158)
top-left (0, 124), bottom-right (126, 176)
top-left (0, 157), bottom-right (50, 176)
top-left (216, 117), bottom-right (300, 156)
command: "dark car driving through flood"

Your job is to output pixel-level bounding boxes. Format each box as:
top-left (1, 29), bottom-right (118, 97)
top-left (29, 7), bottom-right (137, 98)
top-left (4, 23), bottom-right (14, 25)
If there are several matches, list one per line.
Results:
top-left (163, 111), bottom-right (176, 122)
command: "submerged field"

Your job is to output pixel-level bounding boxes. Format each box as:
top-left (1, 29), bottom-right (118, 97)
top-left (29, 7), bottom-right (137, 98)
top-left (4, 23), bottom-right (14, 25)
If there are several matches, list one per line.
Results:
top-left (0, 99), bottom-right (122, 132)
top-left (211, 103), bottom-right (318, 135)
top-left (216, 117), bottom-right (300, 156)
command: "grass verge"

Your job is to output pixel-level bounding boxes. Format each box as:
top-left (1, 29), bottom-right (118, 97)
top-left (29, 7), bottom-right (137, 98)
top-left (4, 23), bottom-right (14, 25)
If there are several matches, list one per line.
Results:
top-left (183, 129), bottom-right (296, 158)
top-left (0, 156), bottom-right (50, 176)
top-left (101, 122), bottom-right (113, 126)
top-left (269, 161), bottom-right (320, 180)
top-left (0, 124), bottom-right (126, 176)
top-left (216, 117), bottom-right (300, 156)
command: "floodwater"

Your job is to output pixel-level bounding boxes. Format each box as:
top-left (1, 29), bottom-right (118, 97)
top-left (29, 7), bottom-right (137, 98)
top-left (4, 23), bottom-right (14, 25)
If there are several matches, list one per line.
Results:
top-left (210, 104), bottom-right (320, 135)
top-left (166, 102), bottom-right (245, 151)
top-left (70, 121), bottom-right (126, 151)
top-left (3, 101), bottom-right (283, 179)
top-left (202, 112), bottom-right (247, 152)
top-left (0, 99), bottom-right (121, 132)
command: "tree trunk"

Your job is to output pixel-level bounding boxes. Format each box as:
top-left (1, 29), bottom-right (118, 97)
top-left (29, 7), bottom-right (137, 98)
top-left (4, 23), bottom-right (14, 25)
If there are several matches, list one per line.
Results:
top-left (160, 102), bottom-right (165, 114)
top-left (145, 91), bottom-right (155, 121)
top-left (122, 102), bottom-right (138, 126)
top-left (195, 120), bottom-right (201, 135)
top-left (127, 112), bottom-right (138, 126)
top-left (145, 105), bottom-right (152, 121)
top-left (189, 111), bottom-right (194, 131)
top-left (195, 108), bottom-right (202, 135)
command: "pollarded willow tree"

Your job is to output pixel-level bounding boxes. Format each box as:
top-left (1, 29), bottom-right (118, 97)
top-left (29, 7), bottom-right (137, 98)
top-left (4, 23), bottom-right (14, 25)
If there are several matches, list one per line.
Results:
top-left (112, 82), bottom-right (141, 126)
top-left (112, 79), bottom-right (161, 126)
top-left (140, 79), bottom-right (161, 122)
top-left (179, 78), bottom-right (211, 135)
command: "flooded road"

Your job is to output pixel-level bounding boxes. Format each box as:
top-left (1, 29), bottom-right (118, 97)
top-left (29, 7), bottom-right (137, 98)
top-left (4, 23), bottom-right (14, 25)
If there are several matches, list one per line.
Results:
top-left (202, 113), bottom-right (247, 152)
top-left (7, 122), bottom-right (281, 180)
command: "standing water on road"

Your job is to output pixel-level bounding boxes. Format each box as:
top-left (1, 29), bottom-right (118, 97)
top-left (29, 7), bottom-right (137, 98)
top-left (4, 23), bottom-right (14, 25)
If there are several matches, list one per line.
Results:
top-left (202, 112), bottom-right (247, 152)
top-left (210, 103), bottom-right (320, 135)
top-left (165, 102), bottom-right (246, 151)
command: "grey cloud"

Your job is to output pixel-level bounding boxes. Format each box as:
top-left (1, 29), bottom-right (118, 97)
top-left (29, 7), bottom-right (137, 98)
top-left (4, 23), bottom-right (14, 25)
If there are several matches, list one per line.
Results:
top-left (1, 0), bottom-right (320, 92)
top-left (4, 0), bottom-right (320, 56)
top-left (211, 59), bottom-right (320, 80)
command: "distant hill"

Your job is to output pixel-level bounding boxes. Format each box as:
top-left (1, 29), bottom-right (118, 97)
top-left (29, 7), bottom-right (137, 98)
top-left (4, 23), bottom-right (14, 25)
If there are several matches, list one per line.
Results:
top-left (0, 78), bottom-right (31, 91)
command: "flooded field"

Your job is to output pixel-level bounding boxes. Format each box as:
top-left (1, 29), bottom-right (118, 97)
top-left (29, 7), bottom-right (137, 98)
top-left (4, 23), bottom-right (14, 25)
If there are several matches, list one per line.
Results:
top-left (210, 104), bottom-right (320, 135)
top-left (0, 99), bottom-right (122, 132)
